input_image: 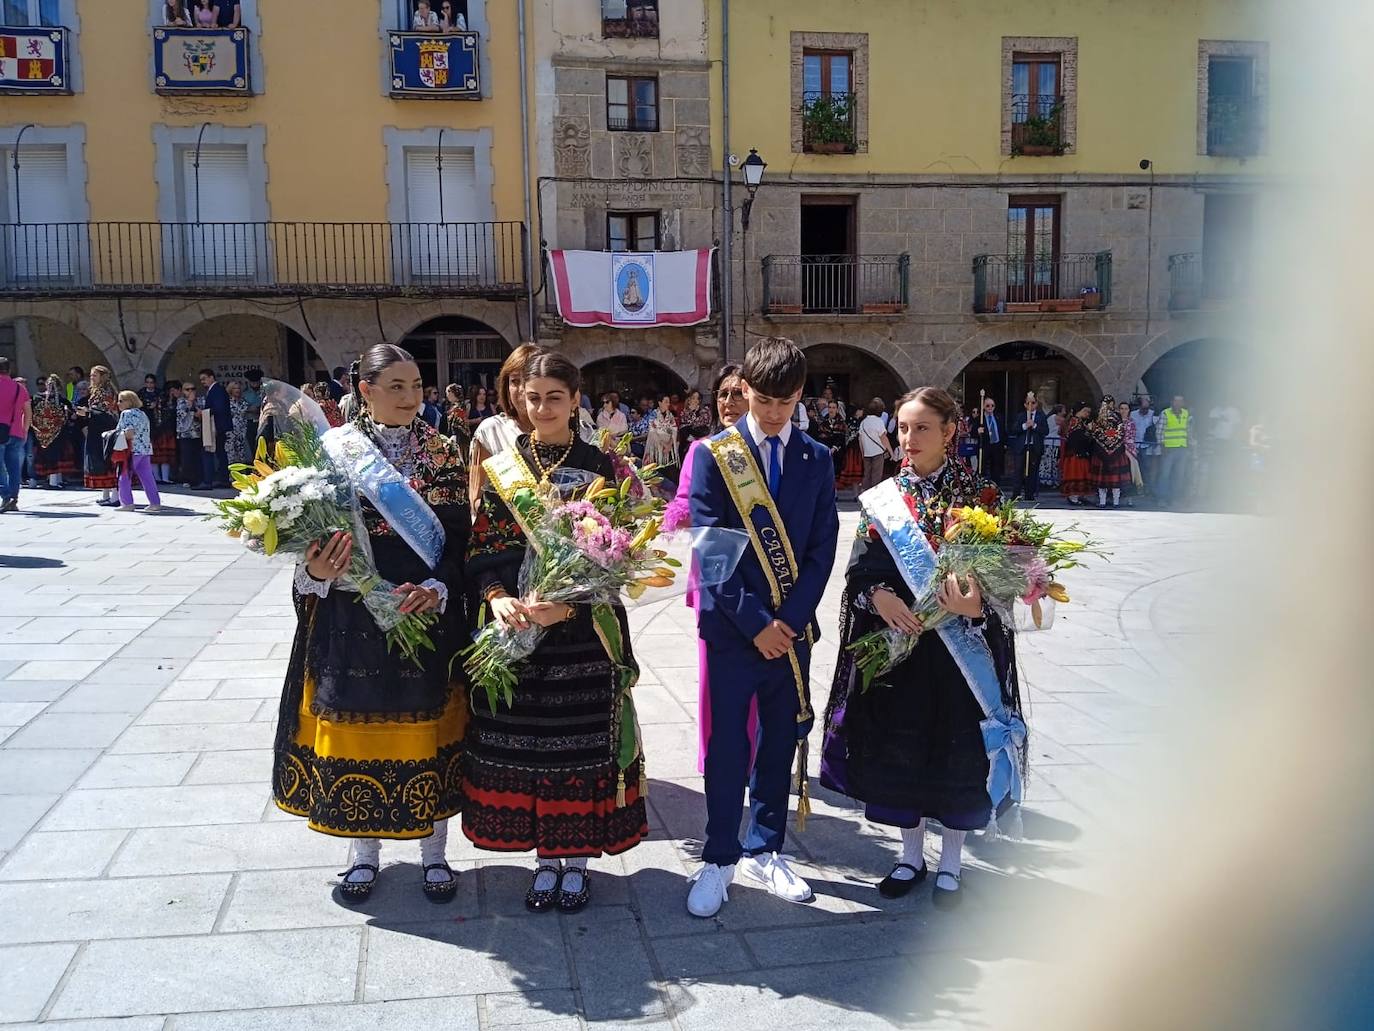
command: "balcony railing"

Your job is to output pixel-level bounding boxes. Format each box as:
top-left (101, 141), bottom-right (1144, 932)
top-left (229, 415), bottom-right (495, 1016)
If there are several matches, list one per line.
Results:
top-left (0, 222), bottom-right (528, 298)
top-left (1010, 93), bottom-right (1065, 156)
top-left (801, 91), bottom-right (857, 154)
top-left (763, 254), bottom-right (909, 315)
top-left (1168, 252), bottom-right (1246, 310)
top-left (389, 30), bottom-right (481, 98)
top-left (0, 25), bottom-right (72, 94)
top-left (1206, 95), bottom-right (1262, 156)
top-left (153, 26), bottom-right (251, 94)
top-left (602, 1), bottom-right (659, 38)
top-left (972, 252), bottom-right (1112, 313)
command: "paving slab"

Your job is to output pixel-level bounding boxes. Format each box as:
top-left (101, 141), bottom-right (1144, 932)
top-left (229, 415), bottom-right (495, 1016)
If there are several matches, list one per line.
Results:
top-left (0, 872), bottom-right (230, 944)
top-left (0, 942), bottom-right (78, 1023)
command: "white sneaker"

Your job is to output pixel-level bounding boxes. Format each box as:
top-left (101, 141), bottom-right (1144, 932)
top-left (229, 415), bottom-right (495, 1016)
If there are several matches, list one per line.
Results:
top-left (736, 852), bottom-right (813, 903)
top-left (686, 862), bottom-right (734, 918)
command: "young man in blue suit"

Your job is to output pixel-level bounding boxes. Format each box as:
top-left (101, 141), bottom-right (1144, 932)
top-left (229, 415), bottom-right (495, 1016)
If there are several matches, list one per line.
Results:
top-left (686, 337), bottom-right (840, 917)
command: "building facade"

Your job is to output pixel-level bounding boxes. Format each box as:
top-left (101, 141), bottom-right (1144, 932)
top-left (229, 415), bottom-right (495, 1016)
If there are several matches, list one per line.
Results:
top-left (717, 0), bottom-right (1275, 412)
top-left (530, 0), bottom-right (721, 405)
top-left (1, 0), bottom-right (531, 393)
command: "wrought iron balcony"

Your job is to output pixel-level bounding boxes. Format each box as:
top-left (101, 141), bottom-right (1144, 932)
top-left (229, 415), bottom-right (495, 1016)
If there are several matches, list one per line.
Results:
top-left (763, 254), bottom-right (909, 316)
top-left (801, 91), bottom-right (857, 154)
top-left (0, 24), bottom-right (72, 94)
top-left (389, 30), bottom-right (481, 98)
top-left (1206, 95), bottom-right (1262, 156)
top-left (602, 1), bottom-right (659, 38)
top-left (153, 26), bottom-right (251, 95)
top-left (0, 221), bottom-right (529, 299)
top-left (972, 252), bottom-right (1112, 314)
top-left (1009, 93), bottom-right (1065, 156)
top-left (1168, 252), bottom-right (1246, 310)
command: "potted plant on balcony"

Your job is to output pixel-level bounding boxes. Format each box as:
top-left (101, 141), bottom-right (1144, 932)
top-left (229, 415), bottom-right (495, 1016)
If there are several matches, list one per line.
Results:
top-left (1011, 100), bottom-right (1065, 157)
top-left (803, 94), bottom-right (856, 155)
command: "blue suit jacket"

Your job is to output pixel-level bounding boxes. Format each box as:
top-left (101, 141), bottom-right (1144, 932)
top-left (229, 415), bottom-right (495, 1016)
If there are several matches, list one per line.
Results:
top-left (689, 418), bottom-right (840, 652)
top-left (205, 381), bottom-right (232, 434)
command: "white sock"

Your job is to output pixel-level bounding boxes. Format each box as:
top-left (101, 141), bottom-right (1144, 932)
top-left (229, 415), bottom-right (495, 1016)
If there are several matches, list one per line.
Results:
top-left (49, 474), bottom-right (61, 487)
top-left (1097, 488), bottom-right (1107, 505)
top-left (1112, 488), bottom-right (1121, 504)
top-left (345, 838), bottom-right (380, 883)
top-left (938, 828), bottom-right (966, 878)
top-left (532, 859), bottom-right (561, 892)
top-left (102, 489), bottom-right (113, 501)
top-left (420, 819), bottom-right (450, 883)
top-left (891, 821), bottom-right (926, 880)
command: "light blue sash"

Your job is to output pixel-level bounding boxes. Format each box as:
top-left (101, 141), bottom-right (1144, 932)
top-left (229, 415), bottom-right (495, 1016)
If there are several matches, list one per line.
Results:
top-left (321, 424), bottom-right (444, 571)
top-left (859, 478), bottom-right (1026, 814)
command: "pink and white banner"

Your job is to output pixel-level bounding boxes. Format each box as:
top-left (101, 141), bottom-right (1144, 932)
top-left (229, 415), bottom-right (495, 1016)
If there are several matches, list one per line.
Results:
top-left (548, 248), bottom-right (714, 329)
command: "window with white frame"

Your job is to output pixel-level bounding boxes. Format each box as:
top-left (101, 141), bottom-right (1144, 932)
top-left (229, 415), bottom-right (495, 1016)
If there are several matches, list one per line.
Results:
top-left (404, 146), bottom-right (482, 279)
top-left (3, 144), bottom-right (75, 279)
top-left (178, 144), bottom-right (254, 279)
top-left (3, 0), bottom-right (60, 25)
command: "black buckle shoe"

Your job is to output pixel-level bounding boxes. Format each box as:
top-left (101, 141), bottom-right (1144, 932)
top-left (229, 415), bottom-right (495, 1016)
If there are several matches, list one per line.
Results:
top-left (932, 870), bottom-right (963, 909)
top-left (525, 864), bottom-right (561, 913)
top-left (421, 862), bottom-right (458, 904)
top-left (557, 867), bottom-right (591, 913)
top-left (336, 863), bottom-right (378, 903)
top-left (877, 861), bottom-right (927, 899)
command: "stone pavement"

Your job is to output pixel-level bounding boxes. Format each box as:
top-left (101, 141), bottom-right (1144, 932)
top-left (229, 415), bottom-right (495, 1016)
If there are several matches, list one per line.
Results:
top-left (0, 486), bottom-right (1233, 1029)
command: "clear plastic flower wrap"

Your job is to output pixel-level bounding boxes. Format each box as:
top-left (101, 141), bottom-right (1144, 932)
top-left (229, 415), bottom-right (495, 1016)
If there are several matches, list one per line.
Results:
top-left (207, 381), bottom-right (440, 666)
top-left (462, 467), bottom-right (748, 713)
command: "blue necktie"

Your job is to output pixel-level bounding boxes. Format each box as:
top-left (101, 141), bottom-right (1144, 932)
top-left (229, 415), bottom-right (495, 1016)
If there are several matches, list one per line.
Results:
top-left (989, 416), bottom-right (999, 444)
top-left (766, 436), bottom-right (782, 497)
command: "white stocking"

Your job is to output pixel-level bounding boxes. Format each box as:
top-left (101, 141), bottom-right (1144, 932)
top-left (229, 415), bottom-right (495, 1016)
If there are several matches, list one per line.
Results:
top-left (420, 819), bottom-right (450, 882)
top-left (1112, 488), bottom-right (1121, 504)
top-left (345, 838), bottom-right (380, 883)
top-left (1097, 488), bottom-right (1107, 506)
top-left (938, 828), bottom-right (966, 877)
top-left (48, 473), bottom-right (61, 487)
top-left (561, 857), bottom-right (588, 892)
top-left (891, 821), bottom-right (926, 880)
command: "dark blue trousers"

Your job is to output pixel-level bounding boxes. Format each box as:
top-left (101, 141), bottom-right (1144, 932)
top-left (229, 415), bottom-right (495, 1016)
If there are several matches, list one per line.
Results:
top-left (702, 642), bottom-right (810, 867)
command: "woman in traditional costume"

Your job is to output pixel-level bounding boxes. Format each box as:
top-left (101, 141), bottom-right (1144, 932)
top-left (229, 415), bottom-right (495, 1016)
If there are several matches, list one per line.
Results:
top-left (272, 344), bottom-right (471, 904)
top-left (32, 375), bottom-right (76, 488)
top-left (78, 365), bottom-right (119, 505)
top-left (1039, 404), bottom-right (1064, 490)
top-left (821, 387), bottom-right (1026, 909)
top-left (661, 365), bottom-right (751, 774)
top-left (225, 380), bottom-right (252, 467)
top-left (1089, 395), bottom-right (1132, 509)
top-left (469, 342), bottom-right (543, 507)
top-left (1059, 401), bottom-right (1095, 507)
top-left (643, 394), bottom-right (679, 477)
top-left (463, 351), bottom-right (648, 914)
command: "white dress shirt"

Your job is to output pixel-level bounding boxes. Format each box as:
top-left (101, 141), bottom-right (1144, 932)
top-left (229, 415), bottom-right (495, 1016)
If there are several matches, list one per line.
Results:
top-left (744, 413), bottom-right (792, 476)
top-left (858, 414), bottom-right (890, 458)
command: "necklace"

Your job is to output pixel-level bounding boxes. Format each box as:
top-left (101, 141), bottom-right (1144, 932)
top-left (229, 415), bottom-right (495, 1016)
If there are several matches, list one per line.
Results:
top-left (529, 435), bottom-right (573, 482)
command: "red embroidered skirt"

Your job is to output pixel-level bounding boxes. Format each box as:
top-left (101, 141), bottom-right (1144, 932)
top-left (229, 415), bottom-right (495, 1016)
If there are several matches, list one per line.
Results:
top-left (1091, 449), bottom-right (1133, 489)
top-left (1060, 454), bottom-right (1093, 496)
top-left (461, 614), bottom-right (648, 858)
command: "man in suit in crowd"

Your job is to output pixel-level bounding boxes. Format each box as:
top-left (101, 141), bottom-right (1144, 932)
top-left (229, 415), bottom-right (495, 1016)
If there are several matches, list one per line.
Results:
top-left (1008, 392), bottom-right (1050, 500)
top-left (686, 336), bottom-right (840, 919)
top-left (197, 368), bottom-right (233, 489)
top-left (327, 366), bottom-right (348, 403)
top-left (976, 396), bottom-right (1005, 482)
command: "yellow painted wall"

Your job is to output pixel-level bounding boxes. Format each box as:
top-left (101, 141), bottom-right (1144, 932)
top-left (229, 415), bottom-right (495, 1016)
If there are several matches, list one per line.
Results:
top-left (4, 0), bottom-right (526, 222)
top-left (717, 0), bottom-right (1276, 177)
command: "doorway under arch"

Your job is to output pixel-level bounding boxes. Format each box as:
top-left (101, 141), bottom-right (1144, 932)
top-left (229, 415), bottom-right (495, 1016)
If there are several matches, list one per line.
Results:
top-left (801, 343), bottom-right (907, 413)
top-left (582, 356), bottom-right (689, 408)
top-left (1137, 337), bottom-right (1247, 411)
top-left (952, 341), bottom-right (1099, 419)
top-left (398, 316), bottom-right (510, 393)
top-left (2, 317), bottom-right (106, 386)
top-left (156, 313), bottom-right (316, 387)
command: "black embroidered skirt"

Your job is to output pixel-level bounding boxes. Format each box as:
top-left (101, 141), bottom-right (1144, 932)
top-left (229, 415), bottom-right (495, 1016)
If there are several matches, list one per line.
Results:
top-left (461, 609), bottom-right (648, 858)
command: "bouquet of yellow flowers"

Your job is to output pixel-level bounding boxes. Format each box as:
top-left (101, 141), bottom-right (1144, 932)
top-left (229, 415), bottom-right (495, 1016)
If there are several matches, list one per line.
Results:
top-left (848, 501), bottom-right (1103, 692)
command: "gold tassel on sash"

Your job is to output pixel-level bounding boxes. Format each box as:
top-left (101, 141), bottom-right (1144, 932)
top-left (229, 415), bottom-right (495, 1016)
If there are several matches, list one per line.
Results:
top-left (793, 739), bottom-right (811, 831)
top-left (638, 758), bottom-right (647, 800)
top-left (616, 770), bottom-right (627, 808)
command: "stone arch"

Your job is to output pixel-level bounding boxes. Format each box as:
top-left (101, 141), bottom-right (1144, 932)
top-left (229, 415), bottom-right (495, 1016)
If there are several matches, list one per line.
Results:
top-left (1119, 318), bottom-right (1238, 401)
top-left (799, 341), bottom-right (910, 410)
top-left (1, 312), bottom-right (109, 385)
top-left (386, 300), bottom-right (522, 351)
top-left (755, 324), bottom-right (923, 395)
top-left (937, 323), bottom-right (1108, 402)
top-left (1127, 335), bottom-right (1248, 411)
top-left (581, 356), bottom-right (690, 405)
top-left (561, 333), bottom-right (699, 390)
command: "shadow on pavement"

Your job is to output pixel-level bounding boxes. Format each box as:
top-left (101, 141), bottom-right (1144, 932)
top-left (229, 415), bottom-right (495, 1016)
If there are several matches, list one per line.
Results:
top-left (0, 554), bottom-right (66, 568)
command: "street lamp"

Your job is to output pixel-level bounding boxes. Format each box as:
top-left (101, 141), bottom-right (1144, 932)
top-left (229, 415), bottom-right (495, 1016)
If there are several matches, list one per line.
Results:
top-left (740, 148), bottom-right (767, 230)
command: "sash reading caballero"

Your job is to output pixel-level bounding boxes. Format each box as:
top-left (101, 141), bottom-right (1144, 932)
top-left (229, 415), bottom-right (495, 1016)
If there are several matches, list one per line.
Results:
top-left (482, 448), bottom-right (645, 808)
top-left (859, 478), bottom-right (1026, 823)
top-left (706, 426), bottom-right (815, 829)
top-left (705, 426), bottom-right (815, 722)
